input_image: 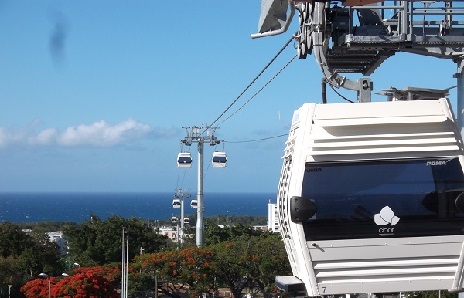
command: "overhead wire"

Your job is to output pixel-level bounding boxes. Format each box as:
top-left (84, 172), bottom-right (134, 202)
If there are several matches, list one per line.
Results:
top-left (329, 84), bottom-right (354, 103)
top-left (224, 133), bottom-right (288, 144)
top-left (175, 168), bottom-right (188, 190)
top-left (218, 54), bottom-right (298, 126)
top-left (205, 35), bottom-right (295, 132)
top-left (179, 35), bottom-right (296, 185)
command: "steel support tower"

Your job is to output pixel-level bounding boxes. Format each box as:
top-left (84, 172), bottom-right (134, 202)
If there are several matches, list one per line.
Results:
top-left (180, 126), bottom-right (220, 247)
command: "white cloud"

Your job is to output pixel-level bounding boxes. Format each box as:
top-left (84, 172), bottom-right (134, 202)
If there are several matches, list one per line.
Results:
top-left (34, 128), bottom-right (58, 145)
top-left (0, 119), bottom-right (168, 148)
top-left (0, 128), bottom-right (7, 148)
top-left (57, 119), bottom-right (151, 146)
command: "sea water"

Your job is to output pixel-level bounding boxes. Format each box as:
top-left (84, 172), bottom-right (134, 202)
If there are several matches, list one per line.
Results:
top-left (0, 192), bottom-right (276, 223)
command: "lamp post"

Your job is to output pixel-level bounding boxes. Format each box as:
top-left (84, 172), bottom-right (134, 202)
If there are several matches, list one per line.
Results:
top-left (121, 228), bottom-right (129, 298)
top-left (38, 273), bottom-right (50, 298)
top-left (154, 270), bottom-right (159, 298)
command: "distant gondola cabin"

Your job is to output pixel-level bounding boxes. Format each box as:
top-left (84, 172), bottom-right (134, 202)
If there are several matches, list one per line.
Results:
top-left (172, 199), bottom-right (181, 208)
top-left (212, 151), bottom-right (227, 168)
top-left (190, 199), bottom-right (198, 208)
top-left (177, 152), bottom-right (192, 168)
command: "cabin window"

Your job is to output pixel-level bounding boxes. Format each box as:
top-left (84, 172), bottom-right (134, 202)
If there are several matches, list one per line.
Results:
top-left (213, 156), bottom-right (227, 163)
top-left (301, 157), bottom-right (464, 240)
top-left (178, 157), bottom-right (192, 164)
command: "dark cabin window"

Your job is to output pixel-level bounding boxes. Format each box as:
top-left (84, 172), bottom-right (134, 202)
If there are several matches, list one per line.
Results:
top-left (178, 157), bottom-right (192, 164)
top-left (301, 157), bottom-right (464, 240)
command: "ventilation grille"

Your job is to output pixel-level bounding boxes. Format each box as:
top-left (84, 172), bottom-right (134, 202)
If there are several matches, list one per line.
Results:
top-left (309, 238), bottom-right (464, 294)
top-left (314, 256), bottom-right (458, 285)
top-left (308, 100), bottom-right (463, 160)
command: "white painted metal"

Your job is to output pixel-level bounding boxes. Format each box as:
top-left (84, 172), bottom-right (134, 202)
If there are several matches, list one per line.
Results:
top-left (277, 98), bottom-right (464, 297)
top-left (212, 151), bottom-right (227, 168)
top-left (190, 199), bottom-right (198, 208)
top-left (172, 199), bottom-right (181, 208)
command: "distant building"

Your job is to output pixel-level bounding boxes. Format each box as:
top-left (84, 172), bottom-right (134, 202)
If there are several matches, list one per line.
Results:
top-left (158, 226), bottom-right (178, 242)
top-left (47, 231), bottom-right (68, 256)
top-left (267, 200), bottom-right (280, 233)
top-left (252, 225), bottom-right (268, 231)
top-left (22, 229), bottom-right (68, 255)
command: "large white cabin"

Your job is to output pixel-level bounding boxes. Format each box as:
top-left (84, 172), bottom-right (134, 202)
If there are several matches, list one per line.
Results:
top-left (276, 96), bottom-right (464, 296)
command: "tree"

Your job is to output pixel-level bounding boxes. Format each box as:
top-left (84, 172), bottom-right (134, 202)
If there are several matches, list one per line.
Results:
top-left (247, 234), bottom-right (291, 294)
top-left (404, 292), bottom-right (457, 298)
top-left (0, 222), bottom-right (32, 258)
top-left (211, 233), bottom-right (291, 298)
top-left (132, 247), bottom-right (216, 298)
top-left (20, 277), bottom-right (57, 298)
top-left (21, 270), bottom-right (119, 298)
top-left (0, 222), bottom-right (64, 296)
top-left (53, 271), bottom-right (118, 298)
top-left (64, 215), bottom-right (169, 266)
top-left (204, 219), bottom-right (263, 246)
top-left (0, 256), bottom-right (27, 297)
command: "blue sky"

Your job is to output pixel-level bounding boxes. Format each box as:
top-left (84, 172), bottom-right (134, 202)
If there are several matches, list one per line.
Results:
top-left (0, 1), bottom-right (458, 193)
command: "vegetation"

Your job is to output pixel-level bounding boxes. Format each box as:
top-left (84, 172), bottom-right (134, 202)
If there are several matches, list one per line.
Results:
top-left (20, 266), bottom-right (120, 298)
top-left (130, 227), bottom-right (290, 298)
top-left (63, 214), bottom-right (170, 266)
top-left (0, 222), bottom-right (65, 297)
top-left (156, 215), bottom-right (267, 229)
top-left (2, 215), bottom-right (289, 297)
top-left (3, 215), bottom-right (455, 298)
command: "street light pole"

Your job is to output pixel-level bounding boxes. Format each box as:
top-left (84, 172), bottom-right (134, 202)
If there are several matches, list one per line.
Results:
top-left (121, 228), bottom-right (128, 298)
top-left (154, 270), bottom-right (159, 298)
top-left (121, 229), bottom-right (125, 298)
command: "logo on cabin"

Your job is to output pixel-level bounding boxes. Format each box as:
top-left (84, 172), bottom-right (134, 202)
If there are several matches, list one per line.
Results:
top-left (374, 206), bottom-right (400, 234)
top-left (426, 160), bottom-right (447, 166)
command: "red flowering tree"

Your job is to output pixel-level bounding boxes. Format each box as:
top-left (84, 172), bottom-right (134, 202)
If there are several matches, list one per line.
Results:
top-left (72, 264), bottom-right (121, 286)
top-left (20, 266), bottom-right (119, 298)
top-left (53, 271), bottom-right (118, 298)
top-left (20, 277), bottom-right (57, 298)
top-left (132, 247), bottom-right (216, 298)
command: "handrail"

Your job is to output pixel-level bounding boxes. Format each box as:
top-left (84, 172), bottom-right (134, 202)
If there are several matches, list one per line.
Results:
top-left (347, 1), bottom-right (464, 36)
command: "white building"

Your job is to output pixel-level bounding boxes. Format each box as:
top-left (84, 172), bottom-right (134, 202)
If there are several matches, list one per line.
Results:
top-left (47, 231), bottom-right (67, 256)
top-left (158, 226), bottom-right (178, 242)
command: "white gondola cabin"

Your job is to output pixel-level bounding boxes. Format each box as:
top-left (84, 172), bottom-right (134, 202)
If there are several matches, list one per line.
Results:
top-left (276, 94), bottom-right (464, 297)
top-left (183, 217), bottom-right (190, 225)
top-left (171, 216), bottom-right (178, 224)
top-left (212, 151), bottom-right (227, 168)
top-left (190, 199), bottom-right (198, 208)
top-left (172, 199), bottom-right (181, 208)
top-left (177, 152), bottom-right (192, 168)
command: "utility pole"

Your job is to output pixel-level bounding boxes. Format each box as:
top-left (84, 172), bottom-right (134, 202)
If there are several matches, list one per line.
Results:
top-left (180, 126), bottom-right (220, 247)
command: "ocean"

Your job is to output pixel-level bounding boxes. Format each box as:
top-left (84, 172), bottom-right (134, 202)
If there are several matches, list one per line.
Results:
top-left (0, 192), bottom-right (276, 223)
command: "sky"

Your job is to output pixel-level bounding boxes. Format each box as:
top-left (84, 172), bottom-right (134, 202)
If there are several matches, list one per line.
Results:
top-left (0, 1), bottom-right (459, 193)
